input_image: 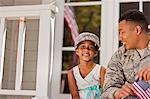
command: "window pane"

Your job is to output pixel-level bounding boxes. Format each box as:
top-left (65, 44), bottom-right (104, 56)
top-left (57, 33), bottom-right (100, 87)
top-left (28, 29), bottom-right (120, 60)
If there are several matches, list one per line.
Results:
top-left (120, 2), bottom-right (139, 17)
top-left (61, 51), bottom-right (77, 94)
top-left (60, 73), bottom-right (69, 93)
top-left (65, 0), bottom-right (101, 2)
top-left (62, 51), bottom-right (78, 71)
top-left (0, 0), bottom-right (41, 6)
top-left (2, 20), bottom-right (18, 89)
top-left (143, 2), bottom-right (150, 25)
top-left (2, 19), bottom-right (39, 90)
top-left (63, 5), bottom-right (101, 46)
top-left (22, 19), bottom-right (39, 90)
top-left (0, 96), bottom-right (33, 99)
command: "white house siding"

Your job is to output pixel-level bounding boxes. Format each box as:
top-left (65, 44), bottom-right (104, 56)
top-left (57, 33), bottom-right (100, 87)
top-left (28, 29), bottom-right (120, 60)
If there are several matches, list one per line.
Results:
top-left (0, 0), bottom-right (14, 6)
top-left (22, 19), bottom-right (39, 90)
top-left (2, 20), bottom-right (18, 90)
top-left (14, 0), bottom-right (41, 5)
top-left (0, 0), bottom-right (149, 99)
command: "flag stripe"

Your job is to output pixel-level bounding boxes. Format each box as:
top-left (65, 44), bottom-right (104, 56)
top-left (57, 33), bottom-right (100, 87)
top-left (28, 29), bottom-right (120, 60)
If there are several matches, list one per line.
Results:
top-left (132, 82), bottom-right (146, 98)
top-left (146, 88), bottom-right (150, 97)
top-left (132, 85), bottom-right (143, 99)
top-left (64, 6), bottom-right (79, 42)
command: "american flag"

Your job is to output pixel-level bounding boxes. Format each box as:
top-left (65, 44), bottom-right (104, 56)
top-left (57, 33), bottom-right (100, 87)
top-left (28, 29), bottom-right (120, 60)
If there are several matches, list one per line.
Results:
top-left (132, 80), bottom-right (150, 99)
top-left (64, 6), bottom-right (79, 67)
top-left (64, 6), bottom-right (79, 42)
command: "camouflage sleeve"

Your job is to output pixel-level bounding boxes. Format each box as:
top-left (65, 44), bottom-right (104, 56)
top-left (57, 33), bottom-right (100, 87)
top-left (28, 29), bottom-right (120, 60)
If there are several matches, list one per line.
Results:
top-left (101, 50), bottom-right (125, 99)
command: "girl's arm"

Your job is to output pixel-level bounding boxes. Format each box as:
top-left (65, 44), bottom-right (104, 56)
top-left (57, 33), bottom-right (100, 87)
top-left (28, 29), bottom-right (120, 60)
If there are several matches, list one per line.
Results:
top-left (100, 66), bottom-right (106, 90)
top-left (68, 69), bottom-right (80, 99)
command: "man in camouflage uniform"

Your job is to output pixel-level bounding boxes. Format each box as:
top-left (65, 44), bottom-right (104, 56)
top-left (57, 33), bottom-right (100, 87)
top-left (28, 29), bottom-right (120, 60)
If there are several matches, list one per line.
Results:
top-left (102, 9), bottom-right (150, 99)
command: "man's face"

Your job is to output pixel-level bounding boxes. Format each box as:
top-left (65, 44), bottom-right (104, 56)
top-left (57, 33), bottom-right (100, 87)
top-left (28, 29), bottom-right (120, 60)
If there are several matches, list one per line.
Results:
top-left (119, 20), bottom-right (138, 50)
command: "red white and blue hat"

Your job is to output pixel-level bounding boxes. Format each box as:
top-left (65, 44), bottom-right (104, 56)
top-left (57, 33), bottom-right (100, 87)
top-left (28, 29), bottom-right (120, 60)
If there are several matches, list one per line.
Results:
top-left (74, 32), bottom-right (100, 49)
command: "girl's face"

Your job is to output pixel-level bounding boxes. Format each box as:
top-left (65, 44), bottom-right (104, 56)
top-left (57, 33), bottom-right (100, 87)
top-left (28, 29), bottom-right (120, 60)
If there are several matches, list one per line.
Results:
top-left (76, 40), bottom-right (98, 62)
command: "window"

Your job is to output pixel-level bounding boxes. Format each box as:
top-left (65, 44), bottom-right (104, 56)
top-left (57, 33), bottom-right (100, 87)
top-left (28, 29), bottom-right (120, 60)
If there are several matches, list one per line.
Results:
top-left (143, 1), bottom-right (150, 33)
top-left (51, 1), bottom-right (101, 98)
top-left (61, 2), bottom-right (101, 94)
top-left (0, 18), bottom-right (39, 99)
top-left (119, 1), bottom-right (150, 46)
top-left (120, 2), bottom-right (139, 16)
top-left (65, 0), bottom-right (101, 2)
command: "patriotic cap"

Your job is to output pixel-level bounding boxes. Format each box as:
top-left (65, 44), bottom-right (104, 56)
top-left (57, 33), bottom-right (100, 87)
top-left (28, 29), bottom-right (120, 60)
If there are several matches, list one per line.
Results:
top-left (74, 32), bottom-right (100, 49)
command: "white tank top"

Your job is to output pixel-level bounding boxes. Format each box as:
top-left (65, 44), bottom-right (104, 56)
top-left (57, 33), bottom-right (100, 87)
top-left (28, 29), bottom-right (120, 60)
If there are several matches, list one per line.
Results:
top-left (73, 64), bottom-right (101, 99)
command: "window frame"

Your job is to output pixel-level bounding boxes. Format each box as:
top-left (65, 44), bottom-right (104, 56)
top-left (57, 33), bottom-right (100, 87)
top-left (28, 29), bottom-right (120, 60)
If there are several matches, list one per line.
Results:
top-left (51, 0), bottom-right (150, 98)
top-left (51, 0), bottom-right (104, 99)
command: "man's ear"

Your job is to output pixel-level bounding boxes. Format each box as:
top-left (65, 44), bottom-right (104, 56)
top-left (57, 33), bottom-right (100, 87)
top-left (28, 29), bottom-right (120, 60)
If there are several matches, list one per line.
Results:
top-left (94, 51), bottom-right (98, 57)
top-left (136, 25), bottom-right (142, 35)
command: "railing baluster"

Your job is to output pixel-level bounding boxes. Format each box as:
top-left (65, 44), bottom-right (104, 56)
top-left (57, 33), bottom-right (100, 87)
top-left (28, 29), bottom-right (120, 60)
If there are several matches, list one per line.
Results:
top-left (0, 18), bottom-right (6, 89)
top-left (15, 17), bottom-right (26, 90)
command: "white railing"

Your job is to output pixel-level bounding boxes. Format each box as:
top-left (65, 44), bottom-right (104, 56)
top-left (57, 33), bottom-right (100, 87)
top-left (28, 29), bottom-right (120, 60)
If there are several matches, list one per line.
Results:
top-left (0, 3), bottom-right (57, 99)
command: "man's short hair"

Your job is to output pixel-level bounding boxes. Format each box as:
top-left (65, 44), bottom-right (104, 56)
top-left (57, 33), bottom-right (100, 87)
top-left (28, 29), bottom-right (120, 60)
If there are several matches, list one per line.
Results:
top-left (119, 9), bottom-right (148, 32)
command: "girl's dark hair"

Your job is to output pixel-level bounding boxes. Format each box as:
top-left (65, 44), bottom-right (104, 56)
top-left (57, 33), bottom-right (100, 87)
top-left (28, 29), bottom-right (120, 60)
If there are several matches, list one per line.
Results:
top-left (76, 41), bottom-right (99, 51)
top-left (119, 9), bottom-right (148, 32)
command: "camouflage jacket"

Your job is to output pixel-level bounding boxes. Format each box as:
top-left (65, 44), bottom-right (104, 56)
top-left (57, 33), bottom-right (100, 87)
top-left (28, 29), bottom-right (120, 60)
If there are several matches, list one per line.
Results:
top-left (101, 41), bottom-right (150, 99)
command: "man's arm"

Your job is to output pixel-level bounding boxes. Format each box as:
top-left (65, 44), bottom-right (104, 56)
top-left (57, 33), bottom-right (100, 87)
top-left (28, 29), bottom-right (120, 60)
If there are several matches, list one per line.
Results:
top-left (101, 48), bottom-right (138, 99)
top-left (101, 50), bottom-right (125, 99)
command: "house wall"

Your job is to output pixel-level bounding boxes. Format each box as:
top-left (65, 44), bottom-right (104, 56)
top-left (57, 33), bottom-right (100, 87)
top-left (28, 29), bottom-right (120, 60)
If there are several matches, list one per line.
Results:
top-left (14, 0), bottom-right (41, 5)
top-left (0, 0), bottom-right (150, 99)
top-left (0, 0), bottom-right (14, 6)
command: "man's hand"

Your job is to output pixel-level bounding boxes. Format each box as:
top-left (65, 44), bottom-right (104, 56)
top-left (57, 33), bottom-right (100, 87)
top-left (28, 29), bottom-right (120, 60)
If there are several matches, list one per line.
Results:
top-left (114, 83), bottom-right (136, 99)
top-left (137, 66), bottom-right (150, 81)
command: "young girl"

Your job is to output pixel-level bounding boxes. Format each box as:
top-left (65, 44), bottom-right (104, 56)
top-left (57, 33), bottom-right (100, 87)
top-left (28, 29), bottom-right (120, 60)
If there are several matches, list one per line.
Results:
top-left (68, 32), bottom-right (106, 99)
